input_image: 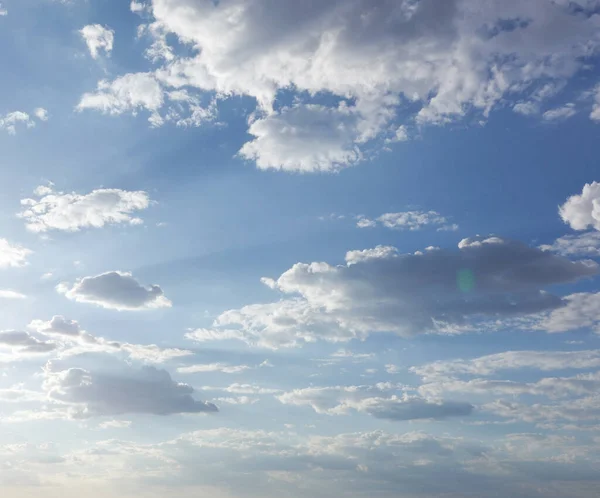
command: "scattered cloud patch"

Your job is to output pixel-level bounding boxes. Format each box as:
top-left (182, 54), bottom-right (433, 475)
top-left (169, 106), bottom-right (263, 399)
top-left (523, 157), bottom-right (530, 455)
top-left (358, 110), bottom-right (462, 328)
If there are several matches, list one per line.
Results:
top-left (0, 290), bottom-right (26, 299)
top-left (356, 211), bottom-right (457, 231)
top-left (559, 182), bottom-right (600, 231)
top-left (540, 231), bottom-right (600, 257)
top-left (177, 363), bottom-right (252, 374)
top-left (0, 238), bottom-right (31, 268)
top-left (542, 103), bottom-right (576, 121)
top-left (57, 271), bottom-right (171, 311)
top-left (80, 24), bottom-right (114, 59)
top-left (19, 185), bottom-right (150, 232)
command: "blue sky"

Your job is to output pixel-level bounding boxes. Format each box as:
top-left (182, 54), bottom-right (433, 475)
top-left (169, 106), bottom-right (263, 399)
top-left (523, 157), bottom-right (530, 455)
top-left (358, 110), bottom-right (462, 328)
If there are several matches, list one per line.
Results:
top-left (3, 1), bottom-right (600, 497)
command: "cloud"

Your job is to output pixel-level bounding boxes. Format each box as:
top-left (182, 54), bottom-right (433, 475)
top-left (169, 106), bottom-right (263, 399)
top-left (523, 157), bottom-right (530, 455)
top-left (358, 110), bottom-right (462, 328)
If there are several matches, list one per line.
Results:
top-left (537, 292), bottom-right (600, 333)
top-left (0, 331), bottom-right (56, 358)
top-left (77, 73), bottom-right (164, 125)
top-left (356, 211), bottom-right (457, 231)
top-left (0, 111), bottom-right (34, 134)
top-left (130, 1), bottom-right (147, 14)
top-left (33, 108), bottom-right (49, 121)
top-left (0, 238), bottom-right (31, 268)
top-left (542, 103), bottom-right (576, 121)
top-left (0, 290), bottom-right (26, 299)
top-left (0, 2), bottom-right (6, 16)
top-left (98, 420), bottom-right (132, 429)
top-left (200, 384), bottom-right (280, 395)
top-left (277, 383), bottom-right (473, 421)
top-left (591, 84), bottom-right (600, 121)
top-left (540, 231), bottom-right (600, 257)
top-left (559, 182), bottom-right (600, 231)
top-left (73, 0), bottom-right (600, 172)
top-left (80, 24), bottom-right (115, 59)
top-left (57, 271), bottom-right (172, 311)
top-left (43, 364), bottom-right (218, 418)
top-left (192, 236), bottom-right (597, 348)
top-left (28, 315), bottom-right (192, 363)
top-left (238, 104), bottom-right (362, 172)
top-left (18, 185), bottom-right (151, 232)
top-left (412, 349), bottom-right (600, 381)
top-left (177, 363), bottom-right (252, 374)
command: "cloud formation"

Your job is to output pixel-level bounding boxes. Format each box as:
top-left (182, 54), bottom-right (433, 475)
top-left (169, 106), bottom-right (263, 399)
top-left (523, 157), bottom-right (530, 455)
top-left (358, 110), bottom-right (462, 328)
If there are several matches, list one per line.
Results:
top-left (0, 238), bottom-right (31, 268)
top-left (43, 364), bottom-right (218, 418)
top-left (19, 185), bottom-right (150, 232)
top-left (57, 271), bottom-right (172, 311)
top-left (540, 231), bottom-right (600, 257)
top-left (277, 383), bottom-right (473, 421)
top-left (190, 236), bottom-right (597, 348)
top-left (76, 0), bottom-right (600, 171)
top-left (80, 24), bottom-right (114, 59)
top-left (559, 182), bottom-right (600, 231)
top-left (357, 210), bottom-right (457, 231)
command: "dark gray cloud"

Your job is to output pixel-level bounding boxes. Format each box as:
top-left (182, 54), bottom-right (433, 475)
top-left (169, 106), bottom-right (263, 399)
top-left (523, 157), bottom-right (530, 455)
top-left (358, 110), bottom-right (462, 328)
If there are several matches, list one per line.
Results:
top-left (44, 365), bottom-right (218, 418)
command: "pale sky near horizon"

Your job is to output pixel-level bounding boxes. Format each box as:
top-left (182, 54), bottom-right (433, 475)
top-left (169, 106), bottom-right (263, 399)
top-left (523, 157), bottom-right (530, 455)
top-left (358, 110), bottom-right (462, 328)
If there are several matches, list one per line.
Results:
top-left (3, 1), bottom-right (600, 497)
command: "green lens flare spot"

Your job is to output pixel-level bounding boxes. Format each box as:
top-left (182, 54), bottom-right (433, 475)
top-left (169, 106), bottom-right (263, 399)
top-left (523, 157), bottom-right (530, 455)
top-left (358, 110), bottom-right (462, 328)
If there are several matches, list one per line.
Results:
top-left (457, 269), bottom-right (475, 293)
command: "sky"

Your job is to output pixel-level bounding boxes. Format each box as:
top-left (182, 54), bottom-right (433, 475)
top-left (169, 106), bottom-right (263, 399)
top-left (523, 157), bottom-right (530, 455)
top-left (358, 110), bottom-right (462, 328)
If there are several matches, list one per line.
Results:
top-left (2, 0), bottom-right (600, 497)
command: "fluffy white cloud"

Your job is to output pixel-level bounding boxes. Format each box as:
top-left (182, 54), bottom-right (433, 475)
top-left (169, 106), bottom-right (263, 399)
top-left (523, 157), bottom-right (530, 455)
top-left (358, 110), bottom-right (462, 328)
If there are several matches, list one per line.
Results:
top-left (559, 182), bottom-right (600, 231)
top-left (33, 108), bottom-right (49, 121)
top-left (356, 210), bottom-right (457, 231)
top-left (73, 0), bottom-right (600, 172)
top-left (412, 349), bottom-right (600, 381)
top-left (19, 185), bottom-right (151, 232)
top-left (130, 1), bottom-right (148, 14)
top-left (80, 24), bottom-right (114, 59)
top-left (277, 383), bottom-right (473, 421)
top-left (0, 238), bottom-right (31, 268)
top-left (191, 236), bottom-right (597, 348)
top-left (57, 271), bottom-right (172, 311)
top-left (43, 364), bottom-right (218, 418)
top-left (0, 290), bottom-right (26, 299)
top-left (238, 104), bottom-right (362, 172)
top-left (540, 231), bottom-right (600, 257)
top-left (77, 72), bottom-right (164, 124)
top-left (0, 331), bottom-right (55, 359)
top-left (542, 103), bottom-right (576, 121)
top-left (0, 111), bottom-right (34, 134)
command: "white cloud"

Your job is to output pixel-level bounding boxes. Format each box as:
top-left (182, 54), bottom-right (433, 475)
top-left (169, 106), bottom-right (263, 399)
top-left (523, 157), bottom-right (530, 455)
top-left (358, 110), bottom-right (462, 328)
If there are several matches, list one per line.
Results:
top-left (277, 383), bottom-right (473, 421)
top-left (590, 84), bottom-right (600, 121)
top-left (72, 0), bottom-right (600, 172)
top-left (0, 111), bottom-right (34, 134)
top-left (19, 186), bottom-right (151, 232)
top-left (513, 101), bottom-right (539, 116)
top-left (130, 1), bottom-right (147, 14)
top-left (412, 349), bottom-right (600, 381)
top-left (0, 3), bottom-right (6, 16)
top-left (33, 108), bottom-right (49, 121)
top-left (0, 331), bottom-right (56, 359)
top-left (177, 363), bottom-right (251, 374)
top-left (43, 364), bottom-right (218, 418)
top-left (98, 420), bottom-right (132, 429)
top-left (0, 290), bottom-right (26, 299)
top-left (356, 210), bottom-right (457, 231)
top-left (57, 271), bottom-right (172, 311)
top-left (538, 292), bottom-right (600, 333)
top-left (559, 182), bottom-right (600, 231)
top-left (542, 103), bottom-right (576, 121)
top-left (238, 104), bottom-right (362, 172)
top-left (200, 383), bottom-right (280, 395)
top-left (385, 125), bottom-right (409, 143)
top-left (80, 24), bottom-right (115, 59)
top-left (540, 231), bottom-right (600, 257)
top-left (0, 238), bottom-right (31, 269)
top-left (194, 236), bottom-right (597, 348)
top-left (77, 72), bottom-right (164, 125)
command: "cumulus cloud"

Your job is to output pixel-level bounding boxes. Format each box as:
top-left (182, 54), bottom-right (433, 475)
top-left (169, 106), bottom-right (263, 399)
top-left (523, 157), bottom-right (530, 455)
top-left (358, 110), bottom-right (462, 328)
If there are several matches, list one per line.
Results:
top-left (356, 211), bottom-right (457, 231)
top-left (540, 231), bottom-right (600, 257)
top-left (74, 0), bottom-right (600, 172)
top-left (18, 185), bottom-right (150, 232)
top-left (559, 182), bottom-right (600, 231)
top-left (33, 108), bottom-right (49, 121)
top-left (80, 24), bottom-right (114, 59)
top-left (0, 111), bottom-right (34, 134)
top-left (277, 383), bottom-right (473, 421)
top-left (238, 104), bottom-right (362, 172)
top-left (190, 236), bottom-right (597, 348)
top-left (0, 238), bottom-right (31, 268)
top-left (412, 349), bottom-right (600, 381)
top-left (43, 364), bottom-right (218, 418)
top-left (77, 73), bottom-right (164, 125)
top-left (57, 271), bottom-right (172, 311)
